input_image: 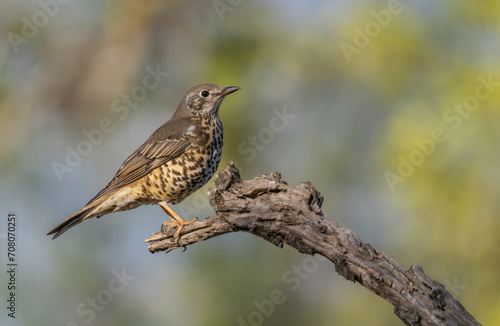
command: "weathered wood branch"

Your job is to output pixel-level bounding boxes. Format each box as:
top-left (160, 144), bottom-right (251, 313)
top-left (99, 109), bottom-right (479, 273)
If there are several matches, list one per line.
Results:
top-left (145, 161), bottom-right (480, 326)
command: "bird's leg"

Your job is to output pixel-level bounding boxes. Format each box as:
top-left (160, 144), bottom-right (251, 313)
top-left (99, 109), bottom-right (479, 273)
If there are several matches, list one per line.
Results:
top-left (159, 202), bottom-right (198, 244)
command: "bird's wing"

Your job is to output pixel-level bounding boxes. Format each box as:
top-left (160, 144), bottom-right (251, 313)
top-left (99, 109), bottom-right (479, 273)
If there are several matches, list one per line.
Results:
top-left (113, 137), bottom-right (191, 186)
top-left (87, 128), bottom-right (192, 204)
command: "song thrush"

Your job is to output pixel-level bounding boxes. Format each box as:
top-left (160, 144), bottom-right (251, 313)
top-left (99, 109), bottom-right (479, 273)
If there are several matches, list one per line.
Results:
top-left (48, 83), bottom-right (240, 241)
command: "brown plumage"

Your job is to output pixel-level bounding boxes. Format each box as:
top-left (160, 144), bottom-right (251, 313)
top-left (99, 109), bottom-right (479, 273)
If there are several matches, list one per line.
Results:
top-left (48, 84), bottom-right (240, 240)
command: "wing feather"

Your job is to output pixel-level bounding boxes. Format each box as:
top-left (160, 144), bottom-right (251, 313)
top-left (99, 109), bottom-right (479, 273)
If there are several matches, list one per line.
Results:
top-left (86, 126), bottom-right (192, 205)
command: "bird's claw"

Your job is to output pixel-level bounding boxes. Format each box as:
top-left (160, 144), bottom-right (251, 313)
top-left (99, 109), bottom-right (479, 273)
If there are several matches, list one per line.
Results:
top-left (160, 217), bottom-right (199, 246)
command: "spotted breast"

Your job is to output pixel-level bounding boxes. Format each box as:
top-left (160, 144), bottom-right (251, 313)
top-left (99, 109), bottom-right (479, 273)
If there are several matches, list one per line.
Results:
top-left (143, 117), bottom-right (223, 204)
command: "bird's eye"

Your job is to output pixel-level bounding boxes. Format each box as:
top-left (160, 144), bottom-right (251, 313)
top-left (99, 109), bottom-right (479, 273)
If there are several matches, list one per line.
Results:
top-left (201, 90), bottom-right (210, 97)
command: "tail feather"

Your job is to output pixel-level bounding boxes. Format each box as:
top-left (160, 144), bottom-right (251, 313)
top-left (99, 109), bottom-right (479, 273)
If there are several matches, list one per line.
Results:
top-left (47, 208), bottom-right (93, 240)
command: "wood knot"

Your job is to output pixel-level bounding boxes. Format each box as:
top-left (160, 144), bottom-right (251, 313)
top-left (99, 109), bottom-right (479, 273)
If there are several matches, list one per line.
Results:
top-left (226, 159), bottom-right (241, 179)
top-left (215, 161), bottom-right (241, 191)
top-left (300, 181), bottom-right (324, 214)
top-left (430, 287), bottom-right (447, 311)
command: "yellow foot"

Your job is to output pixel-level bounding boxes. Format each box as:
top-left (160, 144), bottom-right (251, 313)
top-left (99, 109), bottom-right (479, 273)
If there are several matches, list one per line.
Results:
top-left (161, 218), bottom-right (198, 242)
top-left (159, 202), bottom-right (198, 244)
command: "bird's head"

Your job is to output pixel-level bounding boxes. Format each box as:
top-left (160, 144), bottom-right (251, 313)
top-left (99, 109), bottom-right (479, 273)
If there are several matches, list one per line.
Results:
top-left (179, 84), bottom-right (240, 118)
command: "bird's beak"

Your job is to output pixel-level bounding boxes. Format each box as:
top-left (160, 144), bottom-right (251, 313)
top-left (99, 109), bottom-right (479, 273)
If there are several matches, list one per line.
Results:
top-left (220, 86), bottom-right (240, 97)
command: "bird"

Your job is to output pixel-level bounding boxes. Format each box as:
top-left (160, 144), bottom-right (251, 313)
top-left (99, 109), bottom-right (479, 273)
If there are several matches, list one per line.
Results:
top-left (48, 83), bottom-right (240, 241)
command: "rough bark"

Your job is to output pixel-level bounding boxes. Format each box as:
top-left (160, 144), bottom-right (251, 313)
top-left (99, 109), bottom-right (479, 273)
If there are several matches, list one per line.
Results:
top-left (146, 161), bottom-right (480, 326)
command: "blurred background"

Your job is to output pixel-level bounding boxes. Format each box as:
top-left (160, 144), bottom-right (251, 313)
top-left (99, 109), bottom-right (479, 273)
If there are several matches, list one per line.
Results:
top-left (1, 0), bottom-right (500, 325)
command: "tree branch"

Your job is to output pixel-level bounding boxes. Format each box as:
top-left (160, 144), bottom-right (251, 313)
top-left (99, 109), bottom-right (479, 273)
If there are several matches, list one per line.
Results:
top-left (145, 161), bottom-right (480, 326)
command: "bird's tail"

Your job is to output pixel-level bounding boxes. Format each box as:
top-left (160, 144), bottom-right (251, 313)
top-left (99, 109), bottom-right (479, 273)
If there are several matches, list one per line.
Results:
top-left (47, 208), bottom-right (93, 240)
